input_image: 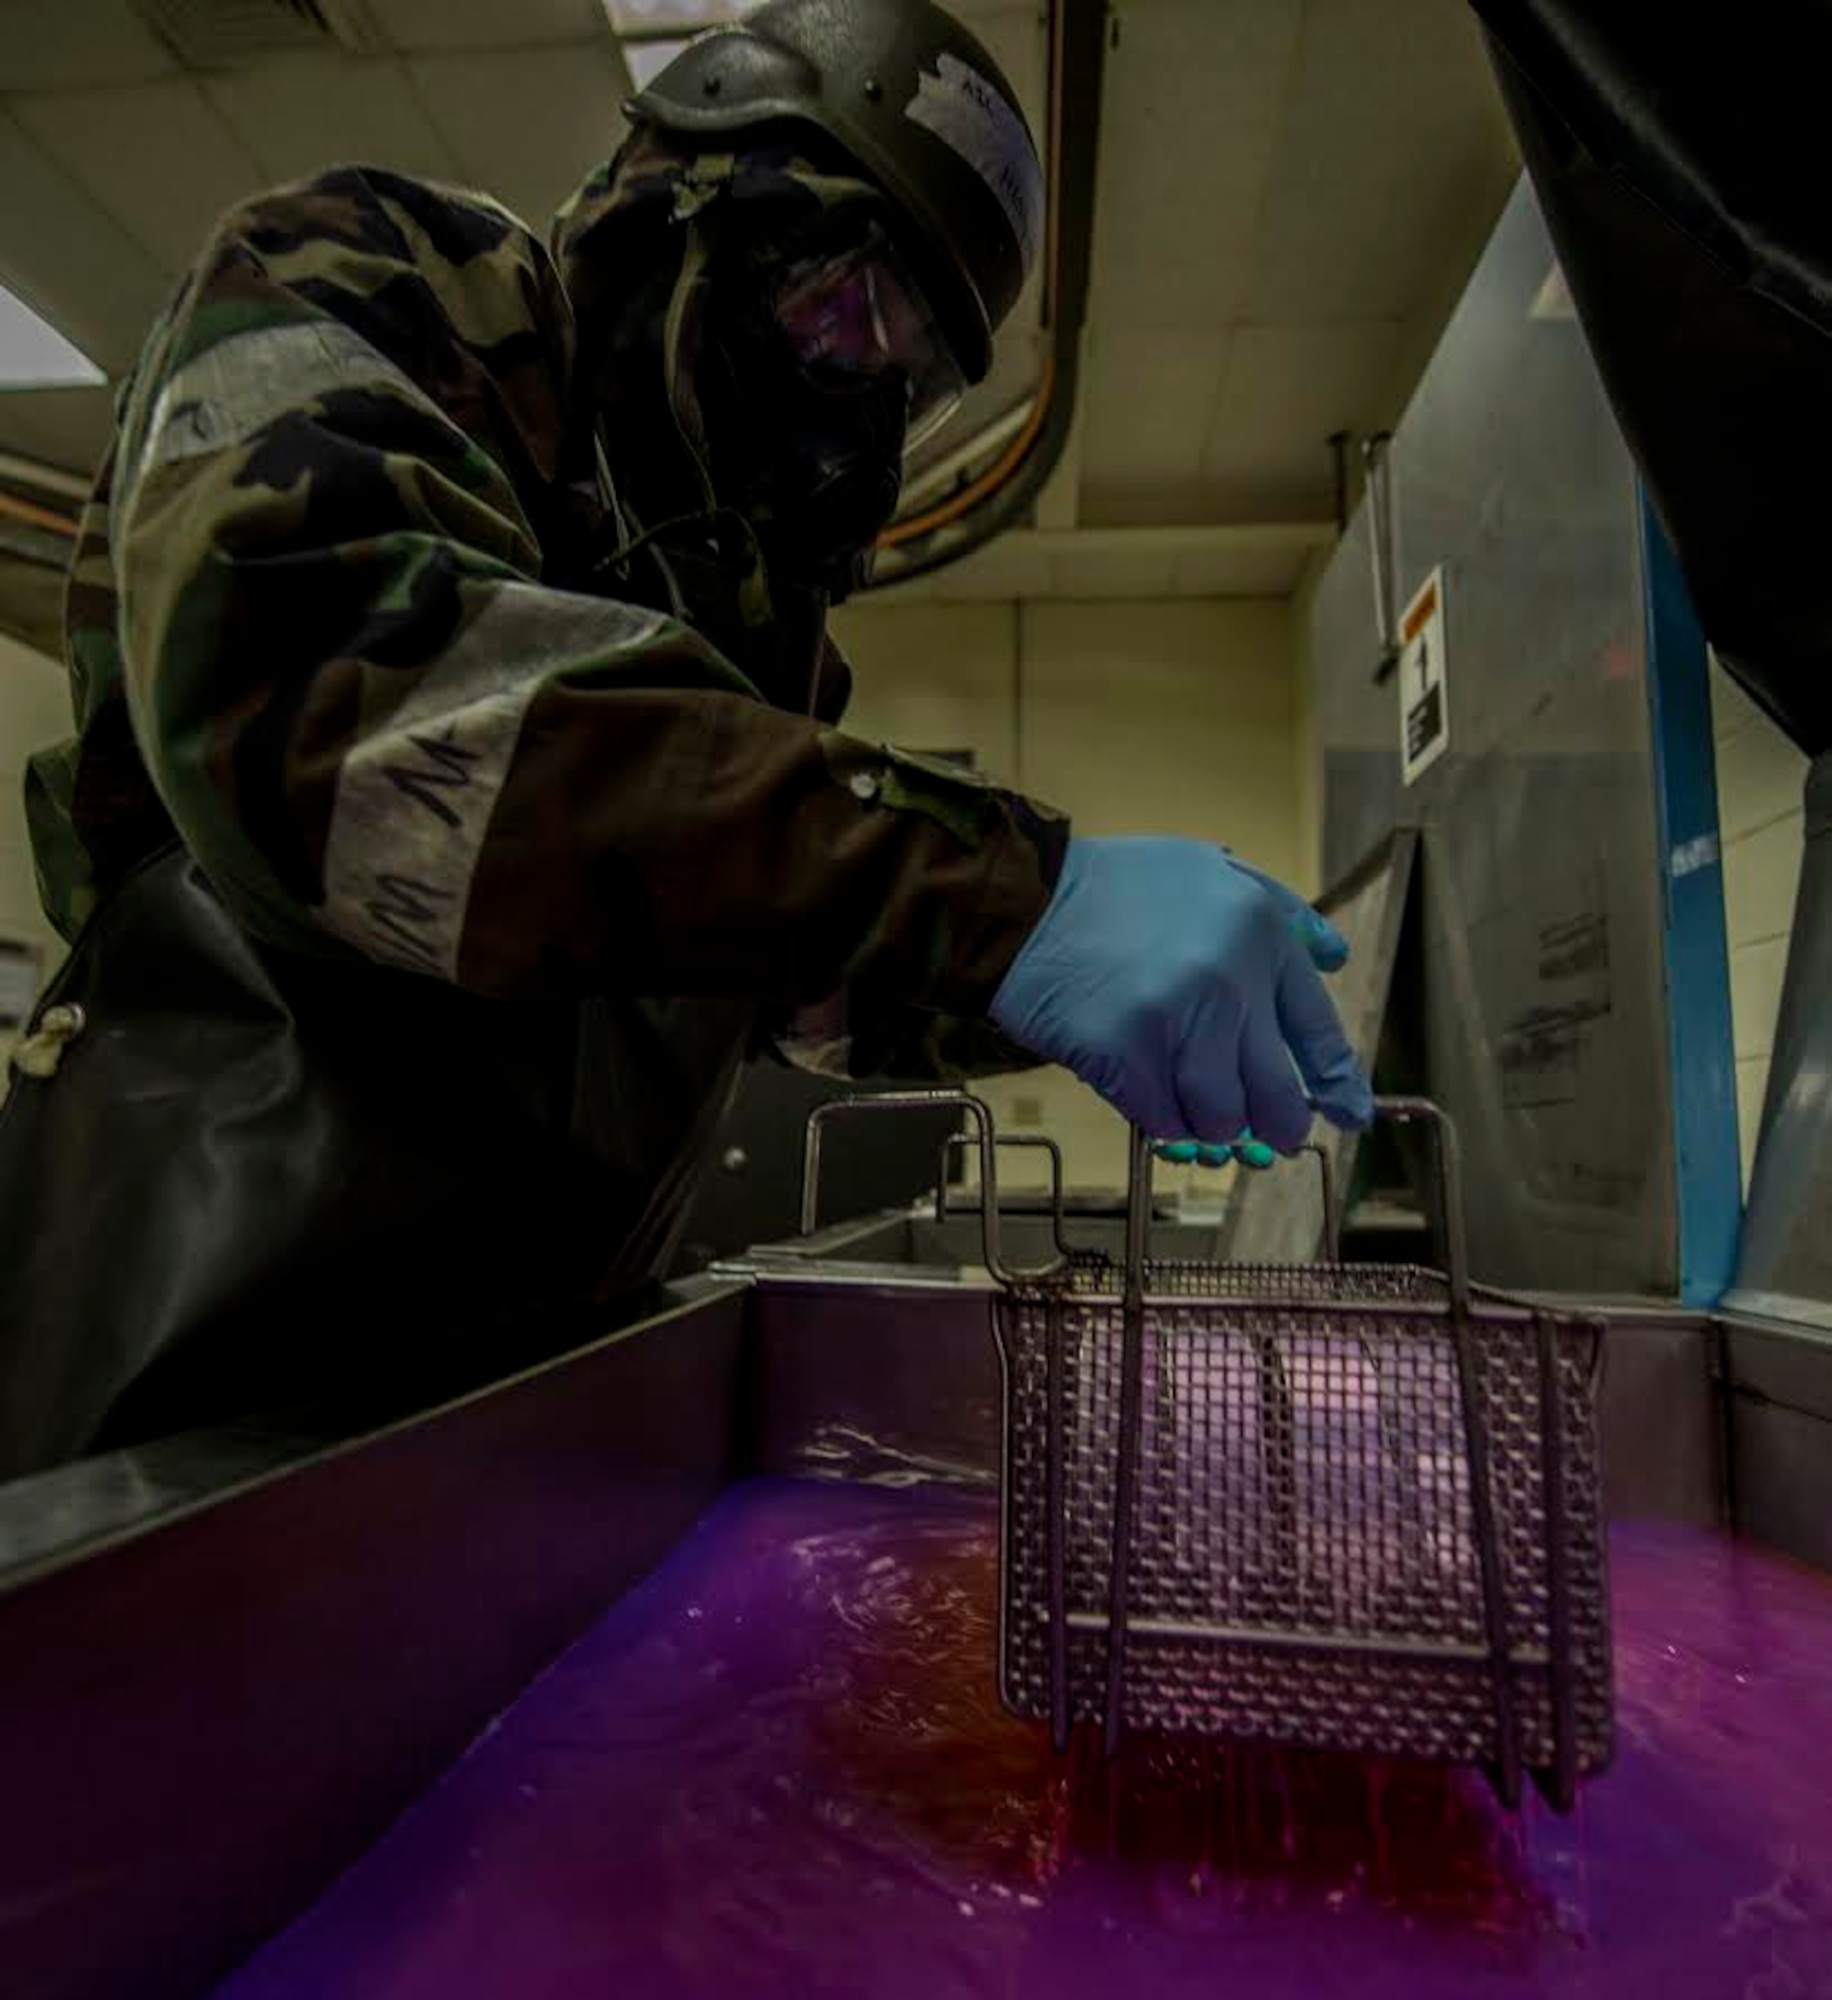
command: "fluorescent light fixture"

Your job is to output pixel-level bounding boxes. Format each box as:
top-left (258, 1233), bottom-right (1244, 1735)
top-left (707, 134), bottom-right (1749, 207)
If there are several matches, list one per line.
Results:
top-left (0, 280), bottom-right (104, 390)
top-left (624, 35), bottom-right (694, 87)
top-left (604, 1), bottom-right (769, 97)
top-left (604, 0), bottom-right (762, 30)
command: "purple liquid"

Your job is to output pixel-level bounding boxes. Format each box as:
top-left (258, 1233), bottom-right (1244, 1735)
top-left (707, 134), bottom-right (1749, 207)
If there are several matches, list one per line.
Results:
top-left (212, 1483), bottom-right (1832, 2000)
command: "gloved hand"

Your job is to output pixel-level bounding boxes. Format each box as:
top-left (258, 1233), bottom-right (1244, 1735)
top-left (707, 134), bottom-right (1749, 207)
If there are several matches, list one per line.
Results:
top-left (989, 837), bottom-right (1374, 1150)
top-left (1156, 1135), bottom-right (1278, 1170)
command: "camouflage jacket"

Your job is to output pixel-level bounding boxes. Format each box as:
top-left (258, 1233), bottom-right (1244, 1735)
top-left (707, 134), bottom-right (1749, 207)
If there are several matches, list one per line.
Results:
top-left (24, 160), bottom-right (1065, 1077)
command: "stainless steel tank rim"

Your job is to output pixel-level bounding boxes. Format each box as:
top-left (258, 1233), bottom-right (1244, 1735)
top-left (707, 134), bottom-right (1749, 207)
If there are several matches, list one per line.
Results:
top-left (714, 1256), bottom-right (991, 1293)
top-left (730, 1241), bottom-right (1692, 1341)
top-left (1722, 1289), bottom-right (1832, 1339)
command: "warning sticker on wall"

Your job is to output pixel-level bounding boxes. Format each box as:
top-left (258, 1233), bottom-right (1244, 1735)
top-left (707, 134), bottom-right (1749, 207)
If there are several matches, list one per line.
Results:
top-left (1399, 566), bottom-right (1450, 785)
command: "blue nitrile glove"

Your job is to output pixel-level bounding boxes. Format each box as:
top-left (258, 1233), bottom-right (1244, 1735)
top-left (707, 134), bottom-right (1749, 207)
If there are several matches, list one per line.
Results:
top-left (990, 837), bottom-right (1375, 1150)
top-left (1156, 1134), bottom-right (1277, 1170)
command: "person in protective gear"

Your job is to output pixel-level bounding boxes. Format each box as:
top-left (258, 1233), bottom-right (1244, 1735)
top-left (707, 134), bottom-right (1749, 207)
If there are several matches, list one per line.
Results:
top-left (0, 0), bottom-right (1370, 1482)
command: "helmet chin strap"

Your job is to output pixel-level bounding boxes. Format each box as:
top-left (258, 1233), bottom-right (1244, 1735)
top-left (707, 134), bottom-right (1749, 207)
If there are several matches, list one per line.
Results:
top-left (623, 152), bottom-right (780, 633)
top-left (659, 154), bottom-right (730, 517)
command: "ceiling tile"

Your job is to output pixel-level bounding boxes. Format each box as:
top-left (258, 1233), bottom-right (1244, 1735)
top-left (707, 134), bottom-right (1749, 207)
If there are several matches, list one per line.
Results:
top-left (410, 43), bottom-right (629, 229)
top-left (0, 0), bottom-right (1522, 550)
top-left (0, 385), bottom-right (116, 480)
top-left (1077, 325), bottom-right (1228, 506)
top-left (1244, 0), bottom-right (1516, 323)
top-left (854, 569), bottom-right (936, 607)
top-left (1062, 0), bottom-right (1516, 529)
top-left (1074, 483), bottom-right (1232, 532)
top-left (1047, 544), bottom-right (1175, 600)
top-left (366, 0), bottom-right (605, 53)
top-left (1086, 0), bottom-right (1303, 330)
top-left (0, 110), bottom-right (170, 377)
top-left (0, 0), bottom-right (176, 90)
top-left (927, 540), bottom-right (1054, 602)
top-left (12, 80), bottom-right (264, 275)
top-left (1200, 319), bottom-right (1405, 518)
top-left (1169, 542), bottom-right (1312, 597)
top-left (203, 56), bottom-right (465, 189)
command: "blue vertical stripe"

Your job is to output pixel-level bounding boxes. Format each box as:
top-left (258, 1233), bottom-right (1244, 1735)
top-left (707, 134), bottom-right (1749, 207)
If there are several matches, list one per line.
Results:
top-left (1638, 488), bottom-right (1742, 1304)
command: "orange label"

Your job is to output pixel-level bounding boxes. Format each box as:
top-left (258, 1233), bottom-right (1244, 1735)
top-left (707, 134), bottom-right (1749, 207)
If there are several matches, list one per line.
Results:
top-left (1401, 582), bottom-right (1438, 645)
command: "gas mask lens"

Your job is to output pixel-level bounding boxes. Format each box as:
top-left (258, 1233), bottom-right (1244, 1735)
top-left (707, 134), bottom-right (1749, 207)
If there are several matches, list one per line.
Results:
top-left (771, 229), bottom-right (965, 452)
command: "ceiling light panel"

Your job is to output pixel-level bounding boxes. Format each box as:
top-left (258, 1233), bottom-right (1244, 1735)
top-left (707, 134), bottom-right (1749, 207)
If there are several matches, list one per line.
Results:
top-left (603, 1), bottom-right (760, 32)
top-left (622, 36), bottom-right (692, 87)
top-left (0, 283), bottom-right (105, 390)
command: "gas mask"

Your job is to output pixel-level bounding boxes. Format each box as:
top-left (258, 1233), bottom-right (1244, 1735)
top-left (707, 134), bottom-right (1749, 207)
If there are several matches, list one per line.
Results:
top-left (695, 219), bottom-right (965, 598)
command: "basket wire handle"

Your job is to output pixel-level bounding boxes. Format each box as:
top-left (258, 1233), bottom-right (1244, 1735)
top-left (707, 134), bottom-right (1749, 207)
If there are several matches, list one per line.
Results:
top-left (1100, 1124), bottom-right (1157, 1754)
top-left (799, 1089), bottom-right (1070, 1285)
top-left (934, 1131), bottom-right (1072, 1262)
top-left (1536, 1308), bottom-right (1578, 1811)
top-left (1373, 1095), bottom-right (1469, 1311)
top-left (1297, 1139), bottom-right (1341, 1258)
top-left (1372, 1095), bottom-right (1520, 1802)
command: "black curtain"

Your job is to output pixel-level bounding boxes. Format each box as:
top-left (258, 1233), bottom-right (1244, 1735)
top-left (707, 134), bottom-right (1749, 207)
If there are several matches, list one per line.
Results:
top-left (1474, 2), bottom-right (1832, 756)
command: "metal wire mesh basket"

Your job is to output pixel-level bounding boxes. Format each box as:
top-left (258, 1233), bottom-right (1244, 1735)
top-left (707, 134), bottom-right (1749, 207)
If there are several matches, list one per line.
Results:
top-left (802, 1093), bottom-right (1613, 1810)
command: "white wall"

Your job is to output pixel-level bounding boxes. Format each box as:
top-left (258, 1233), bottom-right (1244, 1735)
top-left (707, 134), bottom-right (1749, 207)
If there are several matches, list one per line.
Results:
top-left (831, 595), bottom-right (1303, 1194)
top-left (0, 633), bottom-right (73, 1072)
top-left (1710, 654), bottom-right (1809, 1190)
